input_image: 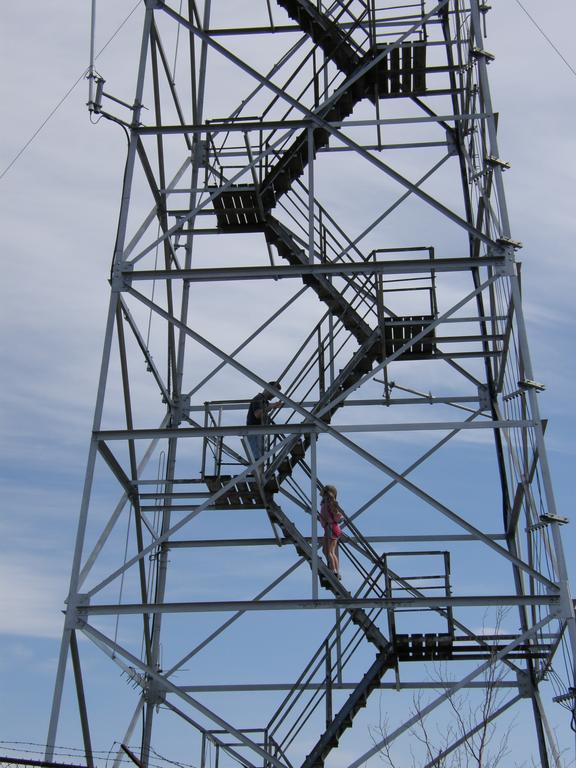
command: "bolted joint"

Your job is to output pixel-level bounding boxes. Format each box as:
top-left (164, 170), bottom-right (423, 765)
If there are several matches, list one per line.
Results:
top-left (477, 384), bottom-right (491, 411)
top-left (518, 378), bottom-right (546, 393)
top-left (487, 243), bottom-right (515, 276)
top-left (497, 236), bottom-right (523, 252)
top-left (142, 676), bottom-right (167, 708)
top-left (445, 129), bottom-right (458, 157)
top-left (64, 593), bottom-right (91, 630)
top-left (171, 392), bottom-right (191, 425)
top-left (471, 47), bottom-right (495, 63)
top-left (485, 155), bottom-right (511, 171)
top-left (540, 512), bottom-right (569, 526)
top-left (194, 139), bottom-right (209, 168)
top-left (516, 670), bottom-right (532, 698)
top-left (111, 263), bottom-right (133, 292)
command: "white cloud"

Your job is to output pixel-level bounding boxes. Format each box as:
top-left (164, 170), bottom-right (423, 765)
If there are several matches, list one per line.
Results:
top-left (0, 555), bottom-right (67, 639)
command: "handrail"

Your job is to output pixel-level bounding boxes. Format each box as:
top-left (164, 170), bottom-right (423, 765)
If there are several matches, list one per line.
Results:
top-left (267, 561), bottom-right (387, 748)
top-left (199, 305), bottom-right (360, 478)
top-left (277, 185), bottom-right (381, 321)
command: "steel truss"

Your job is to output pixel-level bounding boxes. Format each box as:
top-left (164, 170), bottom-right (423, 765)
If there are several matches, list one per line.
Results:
top-left (48, 2), bottom-right (576, 767)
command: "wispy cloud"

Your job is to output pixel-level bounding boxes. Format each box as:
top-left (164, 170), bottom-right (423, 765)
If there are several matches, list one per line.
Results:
top-left (0, 555), bottom-right (66, 639)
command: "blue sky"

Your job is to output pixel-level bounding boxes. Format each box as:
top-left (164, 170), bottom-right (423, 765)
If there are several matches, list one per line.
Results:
top-left (1, 2), bottom-right (576, 766)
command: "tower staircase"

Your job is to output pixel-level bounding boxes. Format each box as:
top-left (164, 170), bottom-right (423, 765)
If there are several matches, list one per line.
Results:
top-left (301, 653), bottom-right (390, 768)
top-left (199, 8), bottom-right (481, 762)
top-left (209, 1), bottom-right (440, 499)
top-left (212, 0), bottom-right (431, 224)
top-left (263, 498), bottom-right (396, 767)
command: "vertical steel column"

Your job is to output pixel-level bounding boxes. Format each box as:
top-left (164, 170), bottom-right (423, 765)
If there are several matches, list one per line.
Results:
top-left (70, 631), bottom-right (94, 768)
top-left (510, 271), bottom-right (576, 763)
top-left (325, 640), bottom-right (333, 729)
top-left (140, 6), bottom-right (211, 760)
top-left (46, 291), bottom-right (120, 760)
top-left (469, 0), bottom-right (511, 239)
top-left (308, 125), bottom-right (315, 264)
top-left (311, 433), bottom-right (319, 599)
top-left (46, 1), bottom-right (155, 757)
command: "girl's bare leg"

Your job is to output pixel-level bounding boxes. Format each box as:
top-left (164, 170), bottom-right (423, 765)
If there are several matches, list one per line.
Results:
top-left (322, 536), bottom-right (330, 567)
top-left (328, 540), bottom-right (338, 573)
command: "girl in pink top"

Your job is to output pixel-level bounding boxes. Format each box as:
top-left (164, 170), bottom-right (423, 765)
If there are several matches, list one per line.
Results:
top-left (320, 484), bottom-right (342, 577)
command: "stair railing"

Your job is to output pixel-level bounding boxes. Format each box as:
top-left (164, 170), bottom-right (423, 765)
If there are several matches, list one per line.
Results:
top-left (321, 0), bottom-right (373, 56)
top-left (276, 183), bottom-right (382, 323)
top-left (266, 309), bottom-right (366, 462)
top-left (369, 0), bottom-right (429, 46)
top-left (195, 305), bottom-right (363, 482)
top-left (266, 561), bottom-right (388, 752)
top-left (262, 320), bottom-right (385, 484)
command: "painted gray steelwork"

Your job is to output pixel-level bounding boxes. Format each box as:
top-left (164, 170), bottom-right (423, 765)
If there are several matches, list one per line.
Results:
top-left (48, 2), bottom-right (575, 767)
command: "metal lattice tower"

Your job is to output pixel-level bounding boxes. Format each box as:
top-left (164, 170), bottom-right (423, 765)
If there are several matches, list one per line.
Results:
top-left (48, 2), bottom-right (576, 766)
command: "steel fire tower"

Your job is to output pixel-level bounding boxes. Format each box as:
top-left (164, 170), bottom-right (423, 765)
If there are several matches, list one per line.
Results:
top-left (48, 2), bottom-right (576, 766)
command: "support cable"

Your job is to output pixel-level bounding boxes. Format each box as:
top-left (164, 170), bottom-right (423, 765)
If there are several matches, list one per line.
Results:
top-left (513, 0), bottom-right (576, 79)
top-left (0, 1), bottom-right (141, 181)
top-left (171, 0), bottom-right (184, 82)
top-left (144, 224), bottom-right (162, 349)
top-left (112, 503), bottom-right (133, 659)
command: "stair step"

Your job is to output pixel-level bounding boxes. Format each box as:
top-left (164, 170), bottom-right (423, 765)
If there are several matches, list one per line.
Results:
top-left (264, 477), bottom-right (280, 493)
top-left (277, 0), bottom-right (362, 73)
top-left (315, 286), bottom-right (332, 300)
top-left (301, 651), bottom-right (394, 768)
top-left (291, 441), bottom-right (305, 459)
top-left (313, 127), bottom-right (330, 149)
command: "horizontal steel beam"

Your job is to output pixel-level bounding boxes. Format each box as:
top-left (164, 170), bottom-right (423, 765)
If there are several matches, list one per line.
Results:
top-left (135, 113), bottom-right (491, 135)
top-left (175, 680), bottom-right (519, 692)
top-left (78, 595), bottom-right (560, 616)
top-left (204, 18), bottom-right (453, 37)
top-left (203, 20), bottom-right (446, 37)
top-left (95, 420), bottom-right (536, 441)
top-left (125, 255), bottom-right (505, 283)
top-left (184, 396), bottom-right (482, 412)
top-left (167, 533), bottom-right (507, 547)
